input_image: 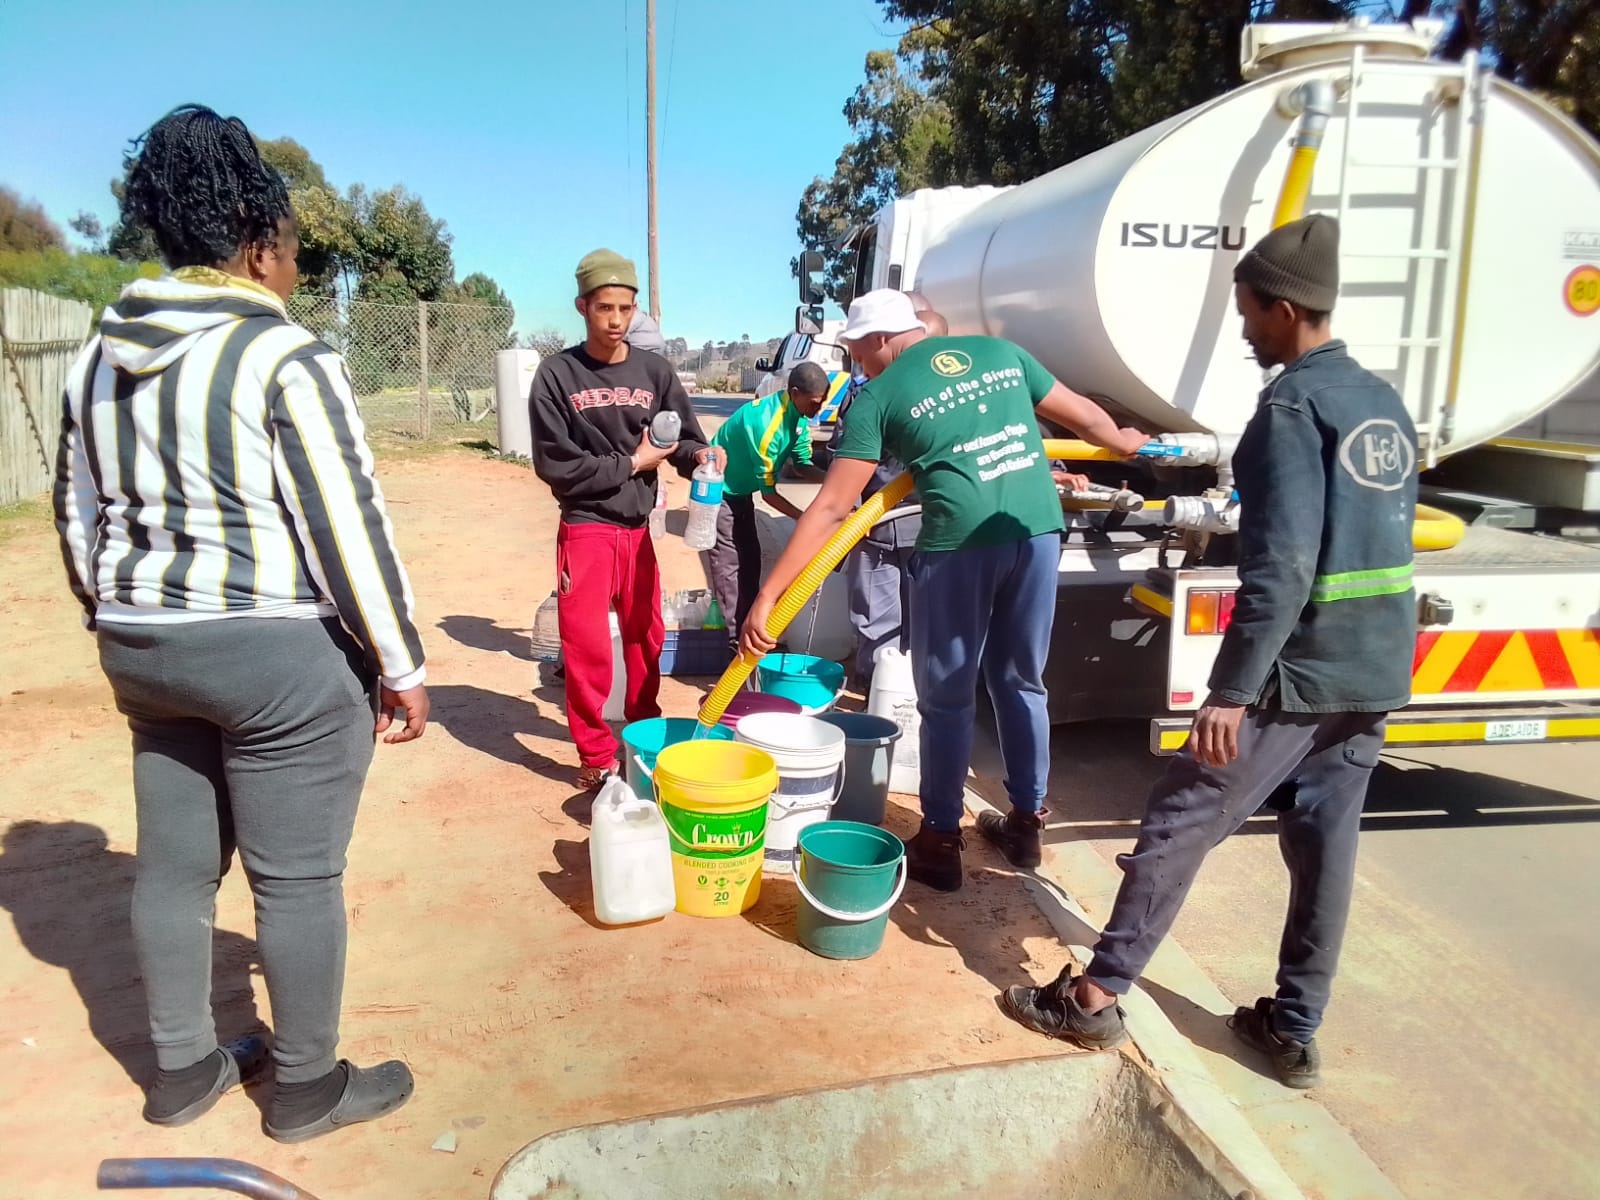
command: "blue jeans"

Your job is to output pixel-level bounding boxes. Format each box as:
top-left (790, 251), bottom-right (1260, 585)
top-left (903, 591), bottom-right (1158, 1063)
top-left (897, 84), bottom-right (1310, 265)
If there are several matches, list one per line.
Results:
top-left (907, 533), bottom-right (1058, 832)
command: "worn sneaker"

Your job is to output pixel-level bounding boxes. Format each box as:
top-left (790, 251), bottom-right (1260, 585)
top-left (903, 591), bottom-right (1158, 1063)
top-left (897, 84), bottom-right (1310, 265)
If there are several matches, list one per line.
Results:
top-left (905, 825), bottom-right (965, 892)
top-left (1001, 964), bottom-right (1128, 1049)
top-left (1228, 997), bottom-right (1321, 1089)
top-left (976, 808), bottom-right (1045, 869)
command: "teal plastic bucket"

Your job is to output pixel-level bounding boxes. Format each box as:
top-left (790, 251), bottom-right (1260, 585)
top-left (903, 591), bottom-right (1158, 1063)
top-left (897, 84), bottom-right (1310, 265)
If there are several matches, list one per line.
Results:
top-left (794, 821), bottom-right (906, 960)
top-left (757, 653), bottom-right (846, 713)
top-left (620, 718), bottom-right (732, 799)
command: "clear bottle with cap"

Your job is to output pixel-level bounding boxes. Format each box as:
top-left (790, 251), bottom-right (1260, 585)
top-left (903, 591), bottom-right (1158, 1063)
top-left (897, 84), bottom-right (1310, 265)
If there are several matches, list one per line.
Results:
top-left (649, 476), bottom-right (668, 540)
top-left (682, 459), bottom-right (724, 551)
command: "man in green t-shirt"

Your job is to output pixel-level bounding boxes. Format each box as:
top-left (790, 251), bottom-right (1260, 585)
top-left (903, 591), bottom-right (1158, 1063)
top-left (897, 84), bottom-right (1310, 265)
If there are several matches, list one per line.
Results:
top-left (706, 363), bottom-right (829, 640)
top-left (740, 290), bottom-right (1147, 891)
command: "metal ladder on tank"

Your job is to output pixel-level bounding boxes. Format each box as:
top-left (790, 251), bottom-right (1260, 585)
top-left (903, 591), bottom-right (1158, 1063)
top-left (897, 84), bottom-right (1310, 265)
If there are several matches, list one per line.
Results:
top-left (1329, 45), bottom-right (1486, 467)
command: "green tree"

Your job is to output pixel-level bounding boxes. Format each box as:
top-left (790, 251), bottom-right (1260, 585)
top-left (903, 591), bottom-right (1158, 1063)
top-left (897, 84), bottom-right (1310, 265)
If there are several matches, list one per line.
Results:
top-left (888, 1), bottom-right (1358, 184)
top-left (450, 271), bottom-right (512, 309)
top-left (349, 184), bottom-right (454, 303)
top-left (0, 188), bottom-right (65, 254)
top-left (1406, 1), bottom-right (1599, 138)
top-left (794, 48), bottom-right (953, 302)
top-left (0, 247), bottom-right (160, 317)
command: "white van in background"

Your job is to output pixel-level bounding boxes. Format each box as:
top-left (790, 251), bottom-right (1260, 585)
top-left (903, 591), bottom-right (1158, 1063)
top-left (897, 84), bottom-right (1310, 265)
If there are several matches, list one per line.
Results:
top-left (753, 320), bottom-right (846, 399)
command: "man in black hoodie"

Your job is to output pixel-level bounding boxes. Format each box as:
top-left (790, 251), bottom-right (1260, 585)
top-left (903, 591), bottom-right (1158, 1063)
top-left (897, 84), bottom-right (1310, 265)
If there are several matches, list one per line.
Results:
top-left (529, 249), bottom-right (722, 788)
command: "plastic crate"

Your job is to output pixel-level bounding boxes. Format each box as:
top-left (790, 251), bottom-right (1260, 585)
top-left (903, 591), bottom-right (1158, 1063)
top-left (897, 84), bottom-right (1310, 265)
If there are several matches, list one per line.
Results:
top-left (660, 629), bottom-right (734, 676)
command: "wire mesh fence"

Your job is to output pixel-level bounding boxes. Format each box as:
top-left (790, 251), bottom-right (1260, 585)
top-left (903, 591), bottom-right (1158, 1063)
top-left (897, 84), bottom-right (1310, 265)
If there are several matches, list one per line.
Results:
top-left (287, 294), bottom-right (544, 443)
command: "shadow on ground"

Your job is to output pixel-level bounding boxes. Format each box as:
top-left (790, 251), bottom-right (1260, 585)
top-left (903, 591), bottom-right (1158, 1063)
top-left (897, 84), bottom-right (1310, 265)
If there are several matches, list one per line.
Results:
top-left (438, 614), bottom-right (532, 661)
top-left (0, 820), bottom-right (266, 1089)
top-left (1015, 719), bottom-right (1600, 843)
top-left (878, 799), bottom-right (1059, 997)
top-left (428, 684), bottom-right (576, 786)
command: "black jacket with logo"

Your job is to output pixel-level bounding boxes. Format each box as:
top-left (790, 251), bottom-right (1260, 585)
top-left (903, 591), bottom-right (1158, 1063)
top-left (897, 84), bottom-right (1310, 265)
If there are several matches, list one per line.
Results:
top-left (1209, 341), bottom-right (1418, 714)
top-left (529, 345), bottom-right (709, 527)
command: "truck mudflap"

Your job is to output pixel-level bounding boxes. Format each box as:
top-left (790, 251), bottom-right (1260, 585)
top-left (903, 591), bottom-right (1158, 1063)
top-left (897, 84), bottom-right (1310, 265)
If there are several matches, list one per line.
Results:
top-left (1148, 704), bottom-right (1600, 755)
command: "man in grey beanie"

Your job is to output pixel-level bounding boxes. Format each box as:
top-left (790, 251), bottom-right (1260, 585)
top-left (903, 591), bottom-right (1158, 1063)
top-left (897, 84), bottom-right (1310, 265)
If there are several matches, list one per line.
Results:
top-left (999, 214), bottom-right (1418, 1090)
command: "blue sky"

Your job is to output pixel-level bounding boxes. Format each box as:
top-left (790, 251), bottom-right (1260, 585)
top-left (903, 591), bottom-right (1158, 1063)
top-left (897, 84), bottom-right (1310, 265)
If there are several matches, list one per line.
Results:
top-left (0, 0), bottom-right (901, 344)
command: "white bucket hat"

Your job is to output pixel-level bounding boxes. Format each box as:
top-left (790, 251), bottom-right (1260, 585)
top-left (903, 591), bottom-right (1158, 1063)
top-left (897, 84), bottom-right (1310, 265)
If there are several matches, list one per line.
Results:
top-left (841, 289), bottom-right (926, 341)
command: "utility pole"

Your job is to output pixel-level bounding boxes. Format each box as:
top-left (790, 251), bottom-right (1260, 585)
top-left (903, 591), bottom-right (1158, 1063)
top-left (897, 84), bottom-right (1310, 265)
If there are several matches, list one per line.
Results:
top-left (646, 0), bottom-right (661, 320)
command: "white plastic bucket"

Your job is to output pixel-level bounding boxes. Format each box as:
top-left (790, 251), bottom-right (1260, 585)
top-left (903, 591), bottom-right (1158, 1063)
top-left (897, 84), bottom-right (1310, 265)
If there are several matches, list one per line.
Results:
top-left (734, 712), bottom-right (847, 875)
top-left (867, 646), bottom-right (920, 795)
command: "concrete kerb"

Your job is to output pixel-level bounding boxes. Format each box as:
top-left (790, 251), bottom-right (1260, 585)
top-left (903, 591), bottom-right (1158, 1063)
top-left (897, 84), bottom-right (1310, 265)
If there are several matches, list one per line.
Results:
top-left (959, 773), bottom-right (1406, 1200)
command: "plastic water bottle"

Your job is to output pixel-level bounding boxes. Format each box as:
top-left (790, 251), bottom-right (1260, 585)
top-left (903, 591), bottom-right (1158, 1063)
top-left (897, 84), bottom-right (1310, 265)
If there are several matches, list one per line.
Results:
top-left (648, 409), bottom-right (681, 449)
top-left (683, 460), bottom-right (723, 550)
top-left (649, 475), bottom-right (667, 539)
top-left (589, 775), bottom-right (675, 925)
top-left (530, 591), bottom-right (562, 662)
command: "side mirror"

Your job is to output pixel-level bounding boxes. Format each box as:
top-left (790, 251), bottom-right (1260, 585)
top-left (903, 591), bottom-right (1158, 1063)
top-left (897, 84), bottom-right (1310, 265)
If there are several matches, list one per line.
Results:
top-left (798, 250), bottom-right (826, 305)
top-left (795, 304), bottom-right (824, 337)
top-left (754, 358), bottom-right (772, 373)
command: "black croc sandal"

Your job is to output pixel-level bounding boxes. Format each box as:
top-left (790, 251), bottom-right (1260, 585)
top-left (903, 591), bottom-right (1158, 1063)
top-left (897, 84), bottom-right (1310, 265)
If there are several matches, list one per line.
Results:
top-left (265, 1059), bottom-right (415, 1144)
top-left (143, 1034), bottom-right (271, 1127)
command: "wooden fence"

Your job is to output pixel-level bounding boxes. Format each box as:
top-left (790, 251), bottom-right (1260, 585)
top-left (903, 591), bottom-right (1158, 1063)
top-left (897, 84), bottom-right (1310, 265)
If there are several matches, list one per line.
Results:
top-left (0, 288), bottom-right (92, 505)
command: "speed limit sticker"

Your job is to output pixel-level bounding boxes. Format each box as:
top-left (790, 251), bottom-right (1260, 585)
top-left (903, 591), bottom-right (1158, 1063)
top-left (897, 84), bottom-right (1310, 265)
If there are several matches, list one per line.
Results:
top-left (1566, 264), bottom-right (1600, 316)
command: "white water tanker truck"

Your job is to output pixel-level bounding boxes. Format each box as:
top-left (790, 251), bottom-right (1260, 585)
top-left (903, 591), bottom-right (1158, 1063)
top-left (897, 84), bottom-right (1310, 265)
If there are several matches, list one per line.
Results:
top-left (801, 18), bottom-right (1600, 753)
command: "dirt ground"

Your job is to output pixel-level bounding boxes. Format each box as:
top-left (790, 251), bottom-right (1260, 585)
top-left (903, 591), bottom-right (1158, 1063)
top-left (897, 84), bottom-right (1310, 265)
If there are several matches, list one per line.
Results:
top-left (0, 444), bottom-right (1080, 1199)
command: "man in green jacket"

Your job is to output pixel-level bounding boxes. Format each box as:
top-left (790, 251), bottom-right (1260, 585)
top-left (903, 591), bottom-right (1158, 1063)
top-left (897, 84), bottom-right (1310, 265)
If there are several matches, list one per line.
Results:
top-left (707, 362), bottom-right (830, 640)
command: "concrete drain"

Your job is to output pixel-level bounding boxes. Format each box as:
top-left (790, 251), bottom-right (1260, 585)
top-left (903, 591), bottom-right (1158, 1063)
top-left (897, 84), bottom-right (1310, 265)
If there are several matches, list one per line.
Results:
top-left (493, 1051), bottom-right (1249, 1199)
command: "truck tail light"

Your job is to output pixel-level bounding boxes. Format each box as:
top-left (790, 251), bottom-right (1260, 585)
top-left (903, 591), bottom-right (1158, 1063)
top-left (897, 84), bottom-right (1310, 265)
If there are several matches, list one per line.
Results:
top-left (1185, 589), bottom-right (1237, 636)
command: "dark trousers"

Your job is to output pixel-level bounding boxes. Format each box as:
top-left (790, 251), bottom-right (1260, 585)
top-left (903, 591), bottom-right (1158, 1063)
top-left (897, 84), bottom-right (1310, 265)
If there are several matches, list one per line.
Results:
top-left (707, 494), bottom-right (761, 640)
top-left (846, 540), bottom-right (915, 677)
top-left (1087, 708), bottom-right (1385, 1042)
top-left (96, 617), bottom-right (377, 1084)
top-left (907, 533), bottom-right (1058, 832)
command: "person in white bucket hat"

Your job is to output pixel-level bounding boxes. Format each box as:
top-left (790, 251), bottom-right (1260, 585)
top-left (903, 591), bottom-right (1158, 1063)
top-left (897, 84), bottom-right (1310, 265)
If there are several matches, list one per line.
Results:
top-left (741, 289), bottom-right (1148, 892)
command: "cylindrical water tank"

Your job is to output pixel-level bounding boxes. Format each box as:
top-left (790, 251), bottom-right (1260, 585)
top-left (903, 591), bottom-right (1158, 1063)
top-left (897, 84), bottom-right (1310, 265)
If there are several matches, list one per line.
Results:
top-left (915, 57), bottom-right (1600, 455)
top-left (495, 348), bottom-right (543, 459)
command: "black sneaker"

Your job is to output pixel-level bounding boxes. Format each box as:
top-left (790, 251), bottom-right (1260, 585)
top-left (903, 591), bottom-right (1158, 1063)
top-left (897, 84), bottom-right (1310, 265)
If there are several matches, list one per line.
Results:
top-left (999, 965), bottom-right (1128, 1050)
top-left (976, 808), bottom-right (1045, 869)
top-left (1228, 997), bottom-right (1321, 1089)
top-left (905, 825), bottom-right (965, 892)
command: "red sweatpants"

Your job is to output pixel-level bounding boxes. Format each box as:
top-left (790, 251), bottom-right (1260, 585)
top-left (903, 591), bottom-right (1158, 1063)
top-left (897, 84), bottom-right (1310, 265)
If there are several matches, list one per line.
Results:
top-left (556, 521), bottom-right (664, 767)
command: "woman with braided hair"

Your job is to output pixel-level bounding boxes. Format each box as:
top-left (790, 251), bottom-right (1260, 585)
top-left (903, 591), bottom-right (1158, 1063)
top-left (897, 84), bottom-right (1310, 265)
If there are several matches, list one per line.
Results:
top-left (54, 105), bottom-right (424, 1141)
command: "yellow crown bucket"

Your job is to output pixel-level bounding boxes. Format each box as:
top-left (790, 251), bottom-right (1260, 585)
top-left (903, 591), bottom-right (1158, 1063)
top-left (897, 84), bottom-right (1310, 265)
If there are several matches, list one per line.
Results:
top-left (652, 741), bottom-right (779, 918)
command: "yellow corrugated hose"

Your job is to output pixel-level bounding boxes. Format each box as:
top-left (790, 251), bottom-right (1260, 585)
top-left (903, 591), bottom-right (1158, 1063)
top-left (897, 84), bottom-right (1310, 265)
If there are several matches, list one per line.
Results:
top-left (695, 435), bottom-right (1464, 727)
top-left (696, 472), bottom-right (916, 729)
top-left (1413, 503), bottom-right (1466, 551)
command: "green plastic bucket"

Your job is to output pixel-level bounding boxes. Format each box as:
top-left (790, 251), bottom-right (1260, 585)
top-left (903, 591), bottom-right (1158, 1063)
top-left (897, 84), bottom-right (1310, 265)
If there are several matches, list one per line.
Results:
top-left (620, 718), bottom-right (733, 799)
top-left (794, 821), bottom-right (906, 960)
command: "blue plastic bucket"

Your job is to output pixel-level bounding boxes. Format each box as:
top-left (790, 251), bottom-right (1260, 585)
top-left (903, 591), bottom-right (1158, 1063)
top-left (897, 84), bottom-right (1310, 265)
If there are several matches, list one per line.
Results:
top-left (620, 717), bottom-right (733, 799)
top-left (794, 821), bottom-right (906, 960)
top-left (757, 653), bottom-right (846, 713)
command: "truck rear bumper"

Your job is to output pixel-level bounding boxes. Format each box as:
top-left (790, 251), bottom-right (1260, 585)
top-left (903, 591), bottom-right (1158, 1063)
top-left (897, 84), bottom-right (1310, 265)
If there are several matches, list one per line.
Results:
top-left (1148, 703), bottom-right (1600, 755)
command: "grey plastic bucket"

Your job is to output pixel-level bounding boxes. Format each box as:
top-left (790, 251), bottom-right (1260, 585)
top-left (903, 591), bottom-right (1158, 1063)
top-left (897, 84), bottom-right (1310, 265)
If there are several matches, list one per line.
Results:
top-left (816, 713), bottom-right (901, 826)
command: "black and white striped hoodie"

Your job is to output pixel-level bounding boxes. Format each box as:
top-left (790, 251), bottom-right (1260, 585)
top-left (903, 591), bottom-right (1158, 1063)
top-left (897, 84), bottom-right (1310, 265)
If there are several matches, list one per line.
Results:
top-left (54, 271), bottom-right (426, 690)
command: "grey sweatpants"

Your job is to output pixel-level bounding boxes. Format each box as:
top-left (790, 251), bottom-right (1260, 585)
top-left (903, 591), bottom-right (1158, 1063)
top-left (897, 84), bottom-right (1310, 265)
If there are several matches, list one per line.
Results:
top-left (846, 539), bottom-right (915, 677)
top-left (1087, 708), bottom-right (1385, 1042)
top-left (97, 617), bottom-right (377, 1083)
